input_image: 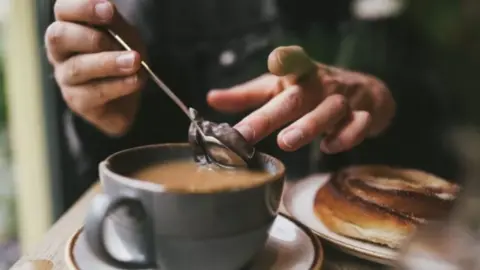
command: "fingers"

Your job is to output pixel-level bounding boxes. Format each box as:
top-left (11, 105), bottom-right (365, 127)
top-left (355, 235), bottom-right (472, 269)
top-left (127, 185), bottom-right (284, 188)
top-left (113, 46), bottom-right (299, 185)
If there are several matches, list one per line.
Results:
top-left (47, 0), bottom-right (146, 136)
top-left (53, 0), bottom-right (139, 54)
top-left (62, 75), bottom-right (145, 114)
top-left (276, 94), bottom-right (348, 151)
top-left (54, 0), bottom-right (115, 24)
top-left (207, 74), bottom-right (281, 113)
top-left (320, 111), bottom-right (372, 154)
top-left (55, 51), bottom-right (142, 85)
top-left (45, 21), bottom-right (118, 63)
top-left (209, 45), bottom-right (319, 114)
top-left (234, 85), bottom-right (320, 143)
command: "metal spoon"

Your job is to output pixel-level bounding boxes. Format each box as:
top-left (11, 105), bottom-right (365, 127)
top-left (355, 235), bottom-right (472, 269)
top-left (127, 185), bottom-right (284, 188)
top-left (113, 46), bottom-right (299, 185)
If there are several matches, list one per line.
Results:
top-left (107, 29), bottom-right (251, 169)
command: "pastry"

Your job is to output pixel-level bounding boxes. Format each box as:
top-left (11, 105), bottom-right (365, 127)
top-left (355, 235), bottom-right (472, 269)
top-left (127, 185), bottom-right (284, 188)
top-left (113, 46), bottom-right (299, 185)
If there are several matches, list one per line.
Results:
top-left (314, 165), bottom-right (460, 248)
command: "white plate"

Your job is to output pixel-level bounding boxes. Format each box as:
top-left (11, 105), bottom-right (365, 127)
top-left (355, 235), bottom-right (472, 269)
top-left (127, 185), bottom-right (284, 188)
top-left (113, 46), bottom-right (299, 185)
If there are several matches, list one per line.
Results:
top-left (65, 214), bottom-right (324, 270)
top-left (282, 174), bottom-right (398, 265)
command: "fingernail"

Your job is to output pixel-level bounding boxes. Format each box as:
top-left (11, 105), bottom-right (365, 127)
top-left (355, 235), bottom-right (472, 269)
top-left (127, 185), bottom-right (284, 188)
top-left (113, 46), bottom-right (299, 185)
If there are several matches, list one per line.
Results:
top-left (325, 139), bottom-right (342, 153)
top-left (282, 129), bottom-right (304, 149)
top-left (125, 75), bottom-right (137, 84)
top-left (117, 53), bottom-right (135, 69)
top-left (236, 124), bottom-right (255, 142)
top-left (94, 1), bottom-right (114, 21)
top-left (207, 90), bottom-right (219, 98)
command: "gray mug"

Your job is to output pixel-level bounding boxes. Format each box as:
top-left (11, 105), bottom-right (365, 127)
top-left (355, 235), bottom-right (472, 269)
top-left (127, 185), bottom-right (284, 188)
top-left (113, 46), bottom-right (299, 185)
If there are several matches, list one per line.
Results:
top-left (84, 143), bottom-right (285, 270)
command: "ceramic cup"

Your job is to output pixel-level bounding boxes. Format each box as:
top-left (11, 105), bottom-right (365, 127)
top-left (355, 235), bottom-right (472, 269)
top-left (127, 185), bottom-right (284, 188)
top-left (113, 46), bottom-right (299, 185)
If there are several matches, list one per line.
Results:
top-left (84, 143), bottom-right (285, 270)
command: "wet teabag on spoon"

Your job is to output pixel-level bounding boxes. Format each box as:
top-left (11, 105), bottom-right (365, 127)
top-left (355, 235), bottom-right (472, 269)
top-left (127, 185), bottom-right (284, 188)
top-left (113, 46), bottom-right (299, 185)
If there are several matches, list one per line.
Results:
top-left (188, 108), bottom-right (257, 169)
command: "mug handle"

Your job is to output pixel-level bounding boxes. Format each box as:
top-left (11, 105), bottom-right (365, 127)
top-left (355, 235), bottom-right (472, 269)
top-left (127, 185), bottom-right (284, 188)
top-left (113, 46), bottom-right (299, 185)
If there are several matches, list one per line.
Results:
top-left (84, 193), bottom-right (156, 269)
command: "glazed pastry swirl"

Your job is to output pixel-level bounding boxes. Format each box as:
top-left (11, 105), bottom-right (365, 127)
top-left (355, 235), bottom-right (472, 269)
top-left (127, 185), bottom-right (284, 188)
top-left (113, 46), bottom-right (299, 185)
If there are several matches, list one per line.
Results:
top-left (314, 165), bottom-right (460, 248)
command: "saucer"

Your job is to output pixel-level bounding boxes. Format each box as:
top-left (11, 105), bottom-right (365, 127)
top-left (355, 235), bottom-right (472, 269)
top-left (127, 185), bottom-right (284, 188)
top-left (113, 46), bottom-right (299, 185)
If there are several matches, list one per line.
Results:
top-left (283, 174), bottom-right (398, 266)
top-left (65, 214), bottom-right (323, 270)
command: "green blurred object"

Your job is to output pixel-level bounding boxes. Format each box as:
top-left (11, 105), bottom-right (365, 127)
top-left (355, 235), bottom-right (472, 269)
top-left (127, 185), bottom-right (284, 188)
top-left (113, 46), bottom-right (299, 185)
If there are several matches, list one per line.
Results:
top-left (0, 163), bottom-right (16, 242)
top-left (0, 22), bottom-right (16, 243)
top-left (0, 59), bottom-right (6, 129)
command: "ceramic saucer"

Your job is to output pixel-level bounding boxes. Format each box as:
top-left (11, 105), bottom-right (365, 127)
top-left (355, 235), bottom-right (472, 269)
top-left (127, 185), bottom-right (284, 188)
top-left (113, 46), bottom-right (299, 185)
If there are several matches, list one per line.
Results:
top-left (65, 214), bottom-right (323, 270)
top-left (283, 174), bottom-right (398, 266)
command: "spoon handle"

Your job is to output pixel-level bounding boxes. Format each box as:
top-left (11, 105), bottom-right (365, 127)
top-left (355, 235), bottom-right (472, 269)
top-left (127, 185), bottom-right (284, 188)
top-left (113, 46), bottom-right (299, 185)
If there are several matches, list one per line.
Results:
top-left (107, 29), bottom-right (192, 120)
top-left (107, 29), bottom-right (209, 135)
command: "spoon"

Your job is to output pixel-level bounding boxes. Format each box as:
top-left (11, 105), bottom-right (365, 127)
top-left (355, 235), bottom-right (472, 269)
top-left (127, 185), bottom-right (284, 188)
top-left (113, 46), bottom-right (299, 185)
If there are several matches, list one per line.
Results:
top-left (107, 29), bottom-right (252, 169)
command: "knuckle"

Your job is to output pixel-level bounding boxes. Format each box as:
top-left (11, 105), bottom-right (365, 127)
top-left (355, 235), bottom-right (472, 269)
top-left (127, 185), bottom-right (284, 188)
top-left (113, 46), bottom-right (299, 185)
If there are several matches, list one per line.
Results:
top-left (54, 65), bottom-right (72, 86)
top-left (242, 111), bottom-right (271, 140)
top-left (53, 69), bottom-right (64, 85)
top-left (94, 85), bottom-right (108, 103)
top-left (301, 120), bottom-right (317, 137)
top-left (45, 21), bottom-right (64, 46)
top-left (255, 112), bottom-right (272, 135)
top-left (112, 75), bottom-right (143, 98)
top-left (89, 30), bottom-right (109, 51)
top-left (88, 30), bottom-right (102, 50)
top-left (95, 81), bottom-right (118, 103)
top-left (69, 94), bottom-right (89, 114)
top-left (67, 57), bottom-right (82, 82)
top-left (91, 81), bottom-right (113, 104)
top-left (45, 44), bottom-right (57, 64)
top-left (61, 89), bottom-right (74, 106)
top-left (61, 89), bottom-right (88, 114)
top-left (328, 94), bottom-right (347, 111)
top-left (53, 1), bottom-right (62, 19)
top-left (126, 74), bottom-right (145, 90)
top-left (283, 86), bottom-right (304, 112)
top-left (46, 52), bottom-right (56, 65)
top-left (97, 53), bottom-right (114, 71)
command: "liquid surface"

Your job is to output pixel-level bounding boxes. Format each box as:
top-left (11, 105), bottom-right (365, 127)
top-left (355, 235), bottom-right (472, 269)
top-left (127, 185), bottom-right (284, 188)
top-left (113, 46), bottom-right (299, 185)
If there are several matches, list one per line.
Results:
top-left (130, 160), bottom-right (273, 192)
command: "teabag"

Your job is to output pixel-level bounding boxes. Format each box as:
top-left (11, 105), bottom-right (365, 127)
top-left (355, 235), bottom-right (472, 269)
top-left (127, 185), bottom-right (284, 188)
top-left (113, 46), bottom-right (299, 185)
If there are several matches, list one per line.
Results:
top-left (188, 109), bottom-right (256, 169)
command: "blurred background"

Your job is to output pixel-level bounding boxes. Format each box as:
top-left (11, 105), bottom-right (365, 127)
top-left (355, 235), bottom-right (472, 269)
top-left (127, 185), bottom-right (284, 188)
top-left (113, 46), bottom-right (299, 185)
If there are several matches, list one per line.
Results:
top-left (0, 0), bottom-right (480, 269)
top-left (0, 0), bottom-right (17, 268)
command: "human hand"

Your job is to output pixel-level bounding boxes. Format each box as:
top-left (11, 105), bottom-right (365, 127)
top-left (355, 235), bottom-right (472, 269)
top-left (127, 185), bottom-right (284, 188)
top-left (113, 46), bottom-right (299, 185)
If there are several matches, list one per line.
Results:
top-left (208, 46), bottom-right (396, 154)
top-left (45, 0), bottom-right (147, 136)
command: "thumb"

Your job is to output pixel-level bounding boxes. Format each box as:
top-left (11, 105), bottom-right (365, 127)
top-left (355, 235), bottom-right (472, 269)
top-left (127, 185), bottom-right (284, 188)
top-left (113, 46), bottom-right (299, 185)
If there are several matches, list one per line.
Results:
top-left (267, 45), bottom-right (317, 84)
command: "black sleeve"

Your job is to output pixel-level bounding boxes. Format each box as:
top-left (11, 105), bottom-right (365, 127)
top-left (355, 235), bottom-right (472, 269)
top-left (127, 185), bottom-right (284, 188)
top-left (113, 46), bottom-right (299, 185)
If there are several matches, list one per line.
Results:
top-left (63, 109), bottom-right (132, 190)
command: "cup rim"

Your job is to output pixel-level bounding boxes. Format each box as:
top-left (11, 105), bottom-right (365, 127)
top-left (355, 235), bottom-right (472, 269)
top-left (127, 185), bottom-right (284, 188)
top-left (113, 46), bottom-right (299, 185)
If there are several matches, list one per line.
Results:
top-left (100, 143), bottom-right (286, 194)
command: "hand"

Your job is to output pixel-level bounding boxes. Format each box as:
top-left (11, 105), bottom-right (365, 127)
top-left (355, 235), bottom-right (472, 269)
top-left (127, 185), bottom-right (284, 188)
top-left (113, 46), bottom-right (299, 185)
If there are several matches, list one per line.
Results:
top-left (208, 46), bottom-right (396, 154)
top-left (45, 0), bottom-right (147, 136)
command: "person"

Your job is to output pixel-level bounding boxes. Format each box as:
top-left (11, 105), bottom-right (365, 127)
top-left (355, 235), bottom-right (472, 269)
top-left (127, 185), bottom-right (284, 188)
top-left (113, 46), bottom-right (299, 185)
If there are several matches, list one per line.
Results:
top-left (44, 0), bottom-right (456, 206)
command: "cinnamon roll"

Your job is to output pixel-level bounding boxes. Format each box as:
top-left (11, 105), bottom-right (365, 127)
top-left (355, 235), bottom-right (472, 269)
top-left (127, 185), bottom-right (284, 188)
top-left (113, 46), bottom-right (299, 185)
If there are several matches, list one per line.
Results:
top-left (314, 165), bottom-right (460, 248)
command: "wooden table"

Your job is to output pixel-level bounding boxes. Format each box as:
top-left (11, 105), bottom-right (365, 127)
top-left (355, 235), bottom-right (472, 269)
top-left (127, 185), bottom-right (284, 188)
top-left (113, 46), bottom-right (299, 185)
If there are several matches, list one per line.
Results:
top-left (9, 183), bottom-right (386, 270)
